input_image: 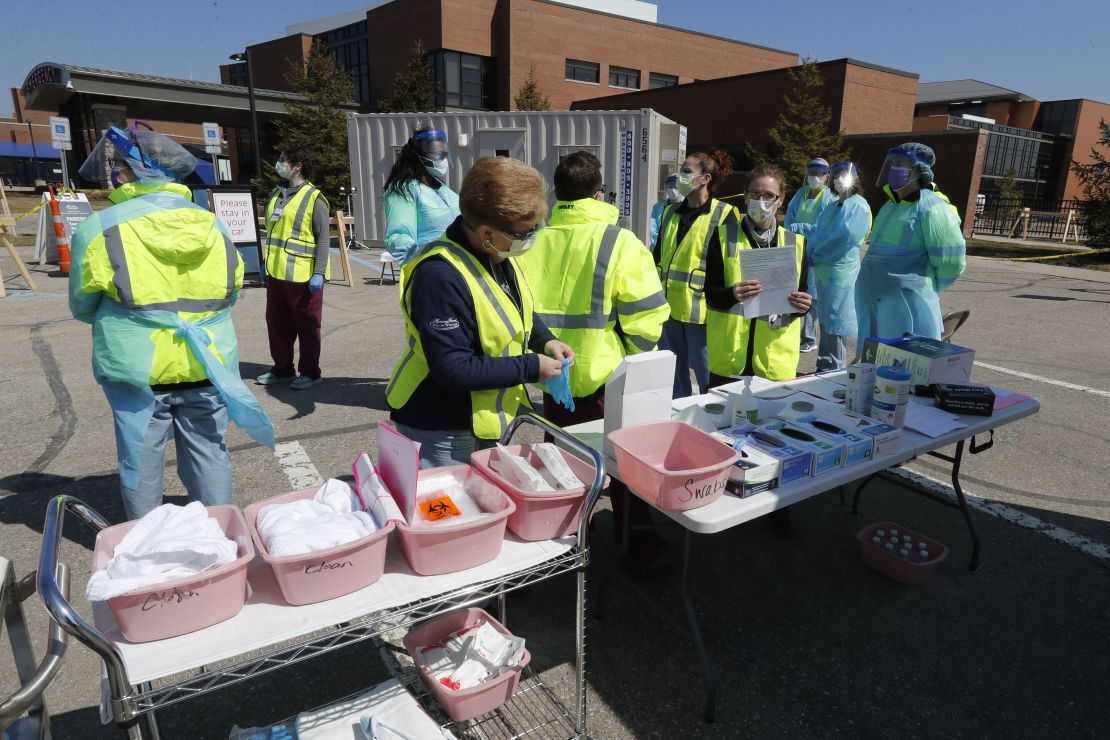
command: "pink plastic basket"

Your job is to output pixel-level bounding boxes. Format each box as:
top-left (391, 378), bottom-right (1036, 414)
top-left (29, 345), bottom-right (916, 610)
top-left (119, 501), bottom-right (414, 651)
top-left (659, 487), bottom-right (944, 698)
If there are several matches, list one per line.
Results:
top-left (89, 506), bottom-right (254, 643)
top-left (470, 445), bottom-right (606, 541)
top-left (395, 466), bottom-right (515, 576)
top-left (857, 521), bottom-right (949, 586)
top-left (244, 488), bottom-right (395, 606)
top-left (607, 421), bottom-right (741, 511)
top-left (402, 607), bottom-right (531, 722)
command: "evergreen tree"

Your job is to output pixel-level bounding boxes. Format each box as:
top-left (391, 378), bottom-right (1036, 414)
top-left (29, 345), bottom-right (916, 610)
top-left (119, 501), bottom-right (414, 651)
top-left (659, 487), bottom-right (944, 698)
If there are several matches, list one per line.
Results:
top-left (1070, 119), bottom-right (1110, 251)
top-left (378, 40), bottom-right (435, 113)
top-left (514, 67), bottom-right (551, 111)
top-left (258, 39), bottom-right (354, 209)
top-left (745, 59), bottom-right (851, 192)
top-left (997, 168), bottom-right (1023, 227)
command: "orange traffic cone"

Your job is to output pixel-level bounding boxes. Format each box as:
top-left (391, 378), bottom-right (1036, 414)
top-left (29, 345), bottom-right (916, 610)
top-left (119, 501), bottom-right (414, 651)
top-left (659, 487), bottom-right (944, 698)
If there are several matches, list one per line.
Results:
top-left (48, 187), bottom-right (70, 275)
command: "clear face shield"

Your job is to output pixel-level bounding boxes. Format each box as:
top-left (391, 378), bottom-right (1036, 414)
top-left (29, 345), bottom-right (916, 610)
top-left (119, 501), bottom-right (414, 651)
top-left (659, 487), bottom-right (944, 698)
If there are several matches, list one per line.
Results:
top-left (412, 129), bottom-right (449, 179)
top-left (830, 161), bottom-right (858, 195)
top-left (805, 164), bottom-right (829, 190)
top-left (78, 124), bottom-right (195, 186)
top-left (876, 147), bottom-right (923, 189)
top-left (663, 176), bottom-right (681, 203)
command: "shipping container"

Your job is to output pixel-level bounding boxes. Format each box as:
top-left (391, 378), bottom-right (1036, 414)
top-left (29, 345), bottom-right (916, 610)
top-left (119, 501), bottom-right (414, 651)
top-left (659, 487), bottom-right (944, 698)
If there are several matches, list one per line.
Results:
top-left (346, 109), bottom-right (687, 248)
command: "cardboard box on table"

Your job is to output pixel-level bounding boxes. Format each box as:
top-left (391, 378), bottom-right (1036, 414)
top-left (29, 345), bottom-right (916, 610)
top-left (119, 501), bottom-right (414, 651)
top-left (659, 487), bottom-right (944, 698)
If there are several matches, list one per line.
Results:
top-left (603, 351), bottom-right (676, 457)
top-left (860, 336), bottom-right (975, 386)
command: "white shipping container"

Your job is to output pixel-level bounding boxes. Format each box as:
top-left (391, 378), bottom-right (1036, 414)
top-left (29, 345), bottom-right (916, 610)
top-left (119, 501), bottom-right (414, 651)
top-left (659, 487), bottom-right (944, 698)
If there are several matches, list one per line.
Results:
top-left (346, 109), bottom-right (687, 248)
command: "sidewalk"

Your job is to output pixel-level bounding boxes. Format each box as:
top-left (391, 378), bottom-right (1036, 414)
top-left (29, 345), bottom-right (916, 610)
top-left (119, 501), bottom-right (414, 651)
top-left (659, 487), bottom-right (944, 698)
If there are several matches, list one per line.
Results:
top-left (970, 233), bottom-right (1090, 251)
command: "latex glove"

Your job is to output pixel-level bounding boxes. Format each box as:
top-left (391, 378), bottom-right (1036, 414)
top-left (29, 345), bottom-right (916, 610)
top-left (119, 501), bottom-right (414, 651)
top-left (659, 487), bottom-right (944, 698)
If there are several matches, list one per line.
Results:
top-left (546, 358), bottom-right (576, 412)
top-left (309, 274), bottom-right (324, 294)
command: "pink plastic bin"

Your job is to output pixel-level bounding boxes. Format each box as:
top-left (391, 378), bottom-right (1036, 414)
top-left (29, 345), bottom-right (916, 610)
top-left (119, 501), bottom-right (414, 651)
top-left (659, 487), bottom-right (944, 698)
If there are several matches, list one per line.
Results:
top-left (470, 445), bottom-right (607, 541)
top-left (395, 466), bottom-right (515, 576)
top-left (89, 506), bottom-right (254, 643)
top-left (857, 521), bottom-right (949, 586)
top-left (607, 421), bottom-right (741, 511)
top-left (402, 607), bottom-right (531, 722)
top-left (244, 488), bottom-right (396, 606)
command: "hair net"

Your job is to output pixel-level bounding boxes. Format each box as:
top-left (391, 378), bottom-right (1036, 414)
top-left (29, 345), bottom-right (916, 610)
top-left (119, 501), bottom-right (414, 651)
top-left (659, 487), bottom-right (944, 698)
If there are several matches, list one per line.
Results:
top-left (877, 144), bottom-right (935, 188)
top-left (79, 124), bottom-right (196, 185)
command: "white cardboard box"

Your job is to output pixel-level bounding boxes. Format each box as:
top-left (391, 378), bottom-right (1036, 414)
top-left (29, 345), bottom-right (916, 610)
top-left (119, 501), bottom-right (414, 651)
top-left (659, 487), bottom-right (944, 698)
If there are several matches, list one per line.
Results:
top-left (604, 350), bottom-right (676, 457)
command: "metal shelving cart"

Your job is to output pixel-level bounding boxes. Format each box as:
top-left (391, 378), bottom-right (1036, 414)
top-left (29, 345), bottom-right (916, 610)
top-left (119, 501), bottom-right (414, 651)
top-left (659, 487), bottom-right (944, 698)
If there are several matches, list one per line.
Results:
top-left (37, 414), bottom-right (602, 739)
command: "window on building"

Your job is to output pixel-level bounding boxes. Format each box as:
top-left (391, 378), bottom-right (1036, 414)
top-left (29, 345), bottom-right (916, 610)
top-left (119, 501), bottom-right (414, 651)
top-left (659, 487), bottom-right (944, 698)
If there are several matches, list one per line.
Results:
top-left (226, 62), bottom-right (248, 87)
top-left (565, 59), bottom-right (600, 84)
top-left (318, 21), bottom-right (369, 106)
top-left (427, 50), bottom-right (495, 110)
top-left (608, 66), bottom-right (640, 89)
top-left (649, 72), bottom-right (678, 89)
top-left (1034, 100), bottom-right (1078, 137)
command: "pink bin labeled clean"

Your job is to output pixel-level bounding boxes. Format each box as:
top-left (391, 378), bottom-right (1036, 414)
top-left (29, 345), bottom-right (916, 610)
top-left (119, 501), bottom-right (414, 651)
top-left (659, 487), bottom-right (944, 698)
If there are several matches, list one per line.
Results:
top-left (857, 521), bottom-right (949, 586)
top-left (396, 466), bottom-right (515, 576)
top-left (244, 488), bottom-right (396, 606)
top-left (470, 445), bottom-right (607, 541)
top-left (402, 607), bottom-right (531, 722)
top-left (89, 505), bottom-right (254, 643)
top-left (607, 421), bottom-right (741, 511)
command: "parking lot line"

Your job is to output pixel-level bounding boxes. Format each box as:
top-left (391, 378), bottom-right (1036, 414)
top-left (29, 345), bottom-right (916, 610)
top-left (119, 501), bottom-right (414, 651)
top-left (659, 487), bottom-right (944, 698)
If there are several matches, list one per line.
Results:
top-left (273, 440), bottom-right (324, 490)
top-left (974, 361), bottom-right (1110, 399)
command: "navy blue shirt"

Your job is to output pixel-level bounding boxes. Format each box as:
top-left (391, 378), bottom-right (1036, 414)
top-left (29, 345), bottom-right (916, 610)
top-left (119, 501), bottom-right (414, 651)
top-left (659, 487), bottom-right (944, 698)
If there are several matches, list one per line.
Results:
top-left (390, 217), bottom-right (556, 431)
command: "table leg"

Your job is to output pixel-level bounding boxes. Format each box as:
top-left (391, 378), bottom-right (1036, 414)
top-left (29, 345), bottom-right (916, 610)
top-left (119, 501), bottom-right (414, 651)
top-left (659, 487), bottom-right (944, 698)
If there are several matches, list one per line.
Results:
top-left (945, 441), bottom-right (982, 571)
top-left (850, 473), bottom-right (881, 515)
top-left (680, 529), bottom-right (717, 724)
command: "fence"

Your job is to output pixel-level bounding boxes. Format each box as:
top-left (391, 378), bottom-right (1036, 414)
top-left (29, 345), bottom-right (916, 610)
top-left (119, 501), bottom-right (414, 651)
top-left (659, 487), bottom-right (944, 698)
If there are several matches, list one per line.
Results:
top-left (971, 197), bottom-right (1088, 243)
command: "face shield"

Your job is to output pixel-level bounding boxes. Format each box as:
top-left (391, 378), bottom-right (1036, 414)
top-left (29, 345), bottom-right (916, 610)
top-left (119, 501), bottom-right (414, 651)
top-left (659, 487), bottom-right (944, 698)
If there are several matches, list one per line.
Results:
top-left (412, 129), bottom-right (448, 163)
top-left (805, 160), bottom-right (829, 191)
top-left (876, 146), bottom-right (928, 189)
top-left (79, 124), bottom-right (196, 186)
top-left (664, 176), bottom-right (681, 203)
top-left (830, 161), bottom-right (859, 195)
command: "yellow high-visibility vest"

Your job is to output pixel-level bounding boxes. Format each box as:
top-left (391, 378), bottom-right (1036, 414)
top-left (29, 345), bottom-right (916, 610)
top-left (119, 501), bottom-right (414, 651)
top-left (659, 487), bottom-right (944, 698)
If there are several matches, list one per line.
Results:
top-left (264, 183), bottom-right (330, 282)
top-left (656, 198), bottom-right (737, 324)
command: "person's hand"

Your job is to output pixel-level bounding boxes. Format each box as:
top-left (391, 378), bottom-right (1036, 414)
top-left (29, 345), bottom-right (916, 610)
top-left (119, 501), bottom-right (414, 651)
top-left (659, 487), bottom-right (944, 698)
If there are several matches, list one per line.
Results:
top-left (732, 279), bottom-right (762, 302)
top-left (537, 355), bottom-right (565, 382)
top-left (788, 291), bottom-right (812, 313)
top-left (309, 274), bottom-right (324, 294)
top-left (545, 339), bottom-right (575, 366)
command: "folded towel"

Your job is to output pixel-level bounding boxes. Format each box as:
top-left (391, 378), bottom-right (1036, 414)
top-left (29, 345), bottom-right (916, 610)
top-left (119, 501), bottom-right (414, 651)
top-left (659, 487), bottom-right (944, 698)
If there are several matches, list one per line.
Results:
top-left (257, 479), bottom-right (378, 556)
top-left (85, 501), bottom-right (238, 601)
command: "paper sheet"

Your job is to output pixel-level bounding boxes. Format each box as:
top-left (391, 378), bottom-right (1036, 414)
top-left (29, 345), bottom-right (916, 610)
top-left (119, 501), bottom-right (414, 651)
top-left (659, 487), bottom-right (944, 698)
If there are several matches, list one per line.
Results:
top-left (904, 403), bottom-right (968, 438)
top-left (738, 246), bottom-right (797, 319)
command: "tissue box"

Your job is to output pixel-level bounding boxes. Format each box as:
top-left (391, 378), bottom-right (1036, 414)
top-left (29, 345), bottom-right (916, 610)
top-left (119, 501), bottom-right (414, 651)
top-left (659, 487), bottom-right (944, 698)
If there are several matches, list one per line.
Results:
top-left (721, 423), bottom-right (812, 485)
top-left (727, 444), bottom-right (780, 497)
top-left (604, 351), bottom-right (677, 457)
top-left (791, 418), bottom-right (874, 467)
top-left (860, 336), bottom-right (975, 386)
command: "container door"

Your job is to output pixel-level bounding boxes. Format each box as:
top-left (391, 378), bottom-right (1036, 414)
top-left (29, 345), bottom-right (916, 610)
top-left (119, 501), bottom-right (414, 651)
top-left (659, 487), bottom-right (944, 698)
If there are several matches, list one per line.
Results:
top-left (477, 130), bottom-right (527, 162)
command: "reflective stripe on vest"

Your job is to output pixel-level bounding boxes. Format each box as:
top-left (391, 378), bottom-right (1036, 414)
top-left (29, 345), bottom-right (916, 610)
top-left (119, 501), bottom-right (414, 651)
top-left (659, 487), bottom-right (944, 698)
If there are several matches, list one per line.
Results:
top-left (658, 200), bottom-right (729, 324)
top-left (534, 224), bottom-right (622, 331)
top-left (265, 185), bottom-right (325, 282)
top-left (102, 224), bottom-right (237, 312)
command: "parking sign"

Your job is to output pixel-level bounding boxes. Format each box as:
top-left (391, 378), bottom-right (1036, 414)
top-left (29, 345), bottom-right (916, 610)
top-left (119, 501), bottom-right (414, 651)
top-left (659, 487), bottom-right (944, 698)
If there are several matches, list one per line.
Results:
top-left (203, 122), bottom-right (221, 154)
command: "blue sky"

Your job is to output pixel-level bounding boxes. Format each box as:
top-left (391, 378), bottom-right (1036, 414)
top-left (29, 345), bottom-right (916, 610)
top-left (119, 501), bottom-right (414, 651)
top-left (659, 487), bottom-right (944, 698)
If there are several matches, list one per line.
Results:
top-left (2, 0), bottom-right (1107, 115)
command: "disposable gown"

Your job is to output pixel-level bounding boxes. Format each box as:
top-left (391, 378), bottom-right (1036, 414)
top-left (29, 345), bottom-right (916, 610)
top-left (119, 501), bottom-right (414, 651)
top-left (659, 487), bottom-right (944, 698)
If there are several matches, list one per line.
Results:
top-left (69, 191), bottom-right (275, 489)
top-left (784, 185), bottom-right (837, 236)
top-left (855, 189), bottom-right (966, 346)
top-left (383, 179), bottom-right (460, 265)
top-left (805, 194), bottom-right (871, 337)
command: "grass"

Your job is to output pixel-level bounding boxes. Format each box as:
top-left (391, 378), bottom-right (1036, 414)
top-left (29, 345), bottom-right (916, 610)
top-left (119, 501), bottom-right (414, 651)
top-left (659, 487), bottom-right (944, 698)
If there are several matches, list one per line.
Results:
top-left (966, 238), bottom-right (1110, 272)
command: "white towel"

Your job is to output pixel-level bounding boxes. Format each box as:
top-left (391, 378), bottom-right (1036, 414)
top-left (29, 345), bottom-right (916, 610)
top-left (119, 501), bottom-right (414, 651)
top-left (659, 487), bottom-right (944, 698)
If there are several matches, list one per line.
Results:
top-left (256, 479), bottom-right (378, 556)
top-left (85, 502), bottom-right (238, 601)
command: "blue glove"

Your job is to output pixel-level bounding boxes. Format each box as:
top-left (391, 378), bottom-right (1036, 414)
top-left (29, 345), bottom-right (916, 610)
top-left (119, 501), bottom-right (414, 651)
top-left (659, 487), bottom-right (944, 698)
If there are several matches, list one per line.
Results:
top-left (309, 274), bottom-right (324, 294)
top-left (547, 358), bottom-right (575, 412)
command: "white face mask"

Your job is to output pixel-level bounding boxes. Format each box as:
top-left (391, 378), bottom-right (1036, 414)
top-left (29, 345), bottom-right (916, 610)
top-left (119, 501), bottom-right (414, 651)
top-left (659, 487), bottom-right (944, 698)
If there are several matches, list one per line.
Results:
top-left (425, 159), bottom-right (449, 180)
top-left (834, 174), bottom-right (854, 195)
top-left (665, 186), bottom-right (682, 203)
top-left (806, 175), bottom-right (825, 190)
top-left (275, 160), bottom-right (295, 180)
top-left (676, 172), bottom-right (701, 197)
top-left (747, 198), bottom-right (777, 223)
top-left (490, 229), bottom-right (539, 257)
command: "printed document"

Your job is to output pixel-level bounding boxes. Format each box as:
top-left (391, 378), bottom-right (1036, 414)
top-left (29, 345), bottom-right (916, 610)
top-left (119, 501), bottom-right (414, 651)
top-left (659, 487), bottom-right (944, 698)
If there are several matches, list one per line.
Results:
top-left (738, 246), bottom-right (797, 319)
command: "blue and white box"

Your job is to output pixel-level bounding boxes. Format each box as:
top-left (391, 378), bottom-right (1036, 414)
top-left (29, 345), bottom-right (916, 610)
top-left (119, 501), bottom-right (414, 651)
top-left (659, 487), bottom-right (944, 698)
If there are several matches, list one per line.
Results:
top-left (722, 423), bottom-right (813, 485)
top-left (792, 417), bottom-right (874, 466)
top-left (774, 422), bottom-right (844, 475)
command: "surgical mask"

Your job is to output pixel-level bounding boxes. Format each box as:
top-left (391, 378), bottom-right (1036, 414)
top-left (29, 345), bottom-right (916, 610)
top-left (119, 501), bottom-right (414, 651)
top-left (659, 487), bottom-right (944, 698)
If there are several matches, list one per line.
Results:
top-left (275, 160), bottom-right (295, 180)
top-left (747, 198), bottom-right (776, 223)
top-left (503, 232), bottom-right (537, 257)
top-left (806, 175), bottom-right (824, 190)
top-left (425, 159), bottom-right (449, 180)
top-left (665, 186), bottom-right (682, 203)
top-left (887, 167), bottom-right (913, 190)
top-left (834, 175), bottom-right (854, 195)
top-left (676, 172), bottom-right (700, 197)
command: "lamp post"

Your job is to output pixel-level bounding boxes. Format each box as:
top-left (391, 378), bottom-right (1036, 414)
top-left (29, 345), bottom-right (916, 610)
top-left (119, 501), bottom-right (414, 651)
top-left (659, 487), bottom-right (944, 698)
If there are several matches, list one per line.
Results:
top-left (229, 51), bottom-right (261, 180)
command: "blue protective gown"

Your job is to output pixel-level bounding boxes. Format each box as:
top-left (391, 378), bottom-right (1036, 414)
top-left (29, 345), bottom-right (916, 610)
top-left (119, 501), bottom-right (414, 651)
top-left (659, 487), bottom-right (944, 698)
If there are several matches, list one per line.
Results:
top-left (649, 198), bottom-right (667, 250)
top-left (383, 179), bottom-right (460, 265)
top-left (784, 185), bottom-right (837, 236)
top-left (855, 189), bottom-right (966, 347)
top-left (805, 194), bottom-right (871, 337)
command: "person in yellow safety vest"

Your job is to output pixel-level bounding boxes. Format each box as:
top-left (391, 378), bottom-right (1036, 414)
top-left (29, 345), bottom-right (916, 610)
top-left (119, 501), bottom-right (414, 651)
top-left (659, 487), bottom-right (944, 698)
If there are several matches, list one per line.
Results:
top-left (386, 157), bottom-right (575, 469)
top-left (70, 124), bottom-right (274, 520)
top-left (518, 151), bottom-right (671, 573)
top-left (706, 163), bottom-right (813, 385)
top-left (257, 143), bottom-right (331, 390)
top-left (653, 150), bottom-right (740, 398)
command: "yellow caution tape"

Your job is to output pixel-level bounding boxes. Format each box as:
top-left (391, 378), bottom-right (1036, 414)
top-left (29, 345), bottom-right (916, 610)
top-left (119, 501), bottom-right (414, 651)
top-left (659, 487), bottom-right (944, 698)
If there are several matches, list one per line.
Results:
top-left (976, 246), bottom-right (1110, 262)
top-left (11, 202), bottom-right (47, 222)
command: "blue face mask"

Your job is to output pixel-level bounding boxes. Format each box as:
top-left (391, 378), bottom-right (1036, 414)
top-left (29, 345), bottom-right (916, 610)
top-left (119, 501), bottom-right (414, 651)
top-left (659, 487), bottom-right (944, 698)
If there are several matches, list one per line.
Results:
top-left (888, 167), bottom-right (913, 190)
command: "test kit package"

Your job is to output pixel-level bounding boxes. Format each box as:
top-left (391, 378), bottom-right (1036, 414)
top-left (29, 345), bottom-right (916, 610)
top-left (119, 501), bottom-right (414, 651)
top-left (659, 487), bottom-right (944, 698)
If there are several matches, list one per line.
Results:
top-left (727, 444), bottom-right (780, 497)
top-left (773, 422), bottom-right (844, 476)
top-left (851, 415), bottom-right (902, 456)
top-left (791, 417), bottom-right (874, 466)
top-left (861, 336), bottom-right (975, 386)
top-left (845, 363), bottom-right (876, 415)
top-left (721, 423), bottom-right (813, 485)
top-left (604, 350), bottom-right (676, 456)
top-left (934, 383), bottom-right (996, 416)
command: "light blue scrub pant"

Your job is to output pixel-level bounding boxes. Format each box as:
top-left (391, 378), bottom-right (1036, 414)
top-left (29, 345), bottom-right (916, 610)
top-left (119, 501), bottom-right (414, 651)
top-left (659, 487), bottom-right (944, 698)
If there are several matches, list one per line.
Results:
top-left (816, 332), bottom-right (847, 372)
top-left (659, 318), bottom-right (709, 398)
top-left (392, 423), bottom-right (496, 469)
top-left (116, 385), bottom-right (233, 520)
top-left (801, 264), bottom-right (818, 346)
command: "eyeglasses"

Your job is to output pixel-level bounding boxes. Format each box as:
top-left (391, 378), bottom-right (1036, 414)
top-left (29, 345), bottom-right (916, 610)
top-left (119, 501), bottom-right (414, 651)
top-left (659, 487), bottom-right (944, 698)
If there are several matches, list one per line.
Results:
top-left (746, 192), bottom-right (779, 201)
top-left (499, 224), bottom-right (541, 241)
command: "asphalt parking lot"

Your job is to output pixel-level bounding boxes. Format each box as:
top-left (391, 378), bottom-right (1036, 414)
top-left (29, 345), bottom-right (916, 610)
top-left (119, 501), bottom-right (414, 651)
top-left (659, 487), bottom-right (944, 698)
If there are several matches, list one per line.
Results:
top-left (1, 243), bottom-right (1108, 739)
